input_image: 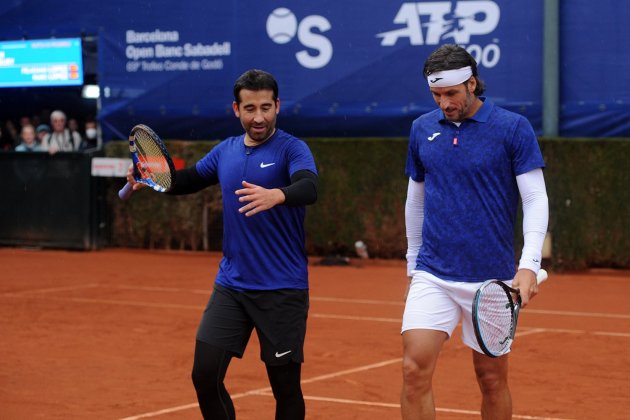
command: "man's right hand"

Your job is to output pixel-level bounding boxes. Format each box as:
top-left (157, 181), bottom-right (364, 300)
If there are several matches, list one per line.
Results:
top-left (126, 163), bottom-right (147, 191)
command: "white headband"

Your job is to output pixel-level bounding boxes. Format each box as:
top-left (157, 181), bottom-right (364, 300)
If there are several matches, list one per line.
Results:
top-left (426, 66), bottom-right (473, 88)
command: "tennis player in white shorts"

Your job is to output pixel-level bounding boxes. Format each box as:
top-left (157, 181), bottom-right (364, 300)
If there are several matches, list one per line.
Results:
top-left (400, 44), bottom-right (548, 420)
top-left (402, 270), bottom-right (515, 354)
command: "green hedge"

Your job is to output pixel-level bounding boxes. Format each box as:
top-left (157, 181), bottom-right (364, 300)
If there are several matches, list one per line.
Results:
top-left (105, 141), bottom-right (222, 250)
top-left (104, 137), bottom-right (630, 270)
top-left (540, 138), bottom-right (629, 270)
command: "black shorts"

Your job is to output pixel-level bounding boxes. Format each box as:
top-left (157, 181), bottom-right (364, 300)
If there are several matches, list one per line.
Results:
top-left (196, 284), bottom-right (309, 365)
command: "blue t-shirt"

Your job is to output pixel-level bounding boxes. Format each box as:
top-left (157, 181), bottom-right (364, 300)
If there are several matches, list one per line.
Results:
top-left (405, 99), bottom-right (545, 282)
top-left (196, 129), bottom-right (317, 291)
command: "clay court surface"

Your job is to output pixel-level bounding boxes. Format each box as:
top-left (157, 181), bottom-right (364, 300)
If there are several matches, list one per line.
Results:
top-left (1, 248), bottom-right (629, 419)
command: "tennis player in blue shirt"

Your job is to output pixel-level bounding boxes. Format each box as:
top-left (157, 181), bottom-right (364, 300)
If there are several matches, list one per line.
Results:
top-left (401, 45), bottom-right (549, 419)
top-left (127, 69), bottom-right (318, 419)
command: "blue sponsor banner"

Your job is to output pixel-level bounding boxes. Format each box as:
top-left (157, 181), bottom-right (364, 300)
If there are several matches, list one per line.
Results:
top-left (96, 1), bottom-right (543, 140)
top-left (560, 1), bottom-right (630, 137)
top-left (0, 1), bottom-right (627, 138)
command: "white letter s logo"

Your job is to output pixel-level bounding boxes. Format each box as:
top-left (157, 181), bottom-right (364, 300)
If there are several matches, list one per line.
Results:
top-left (296, 15), bottom-right (333, 69)
top-left (267, 8), bottom-right (333, 69)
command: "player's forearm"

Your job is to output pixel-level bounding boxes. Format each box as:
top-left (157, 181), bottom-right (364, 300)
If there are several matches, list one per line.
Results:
top-left (516, 169), bottom-right (549, 273)
top-left (280, 170), bottom-right (318, 206)
top-left (167, 166), bottom-right (211, 195)
top-left (405, 178), bottom-right (424, 277)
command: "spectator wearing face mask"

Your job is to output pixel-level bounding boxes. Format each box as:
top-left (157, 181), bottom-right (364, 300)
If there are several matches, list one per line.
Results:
top-left (79, 119), bottom-right (99, 151)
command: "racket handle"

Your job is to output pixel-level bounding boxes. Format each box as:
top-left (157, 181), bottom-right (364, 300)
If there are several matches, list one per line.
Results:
top-left (118, 182), bottom-right (134, 200)
top-left (537, 269), bottom-right (548, 284)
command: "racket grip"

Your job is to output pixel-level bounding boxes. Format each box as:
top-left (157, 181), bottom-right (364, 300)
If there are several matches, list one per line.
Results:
top-left (537, 269), bottom-right (548, 284)
top-left (118, 182), bottom-right (134, 200)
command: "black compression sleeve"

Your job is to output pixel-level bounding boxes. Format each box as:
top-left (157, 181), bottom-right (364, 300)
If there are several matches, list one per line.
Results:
top-left (280, 170), bottom-right (318, 206)
top-left (166, 166), bottom-right (213, 195)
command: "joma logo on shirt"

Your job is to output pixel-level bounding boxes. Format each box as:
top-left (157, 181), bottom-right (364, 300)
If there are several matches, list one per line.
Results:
top-left (427, 132), bottom-right (441, 141)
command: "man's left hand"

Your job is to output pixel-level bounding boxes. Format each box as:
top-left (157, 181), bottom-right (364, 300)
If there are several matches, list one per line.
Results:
top-left (511, 269), bottom-right (539, 307)
top-left (235, 180), bottom-right (285, 217)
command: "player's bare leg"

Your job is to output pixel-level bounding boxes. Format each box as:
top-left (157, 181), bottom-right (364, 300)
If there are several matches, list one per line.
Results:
top-left (401, 329), bottom-right (447, 420)
top-left (472, 350), bottom-right (511, 420)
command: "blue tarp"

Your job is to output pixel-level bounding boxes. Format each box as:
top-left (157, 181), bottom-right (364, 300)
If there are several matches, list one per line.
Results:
top-left (0, 1), bottom-right (628, 139)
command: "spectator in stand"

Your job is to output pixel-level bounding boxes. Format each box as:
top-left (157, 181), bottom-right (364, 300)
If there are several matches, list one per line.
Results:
top-left (0, 125), bottom-right (6, 152)
top-left (67, 117), bottom-right (79, 132)
top-left (1, 122), bottom-right (15, 151)
top-left (36, 124), bottom-right (51, 147)
top-left (4, 120), bottom-right (19, 149)
top-left (43, 110), bottom-right (82, 154)
top-left (19, 115), bottom-right (32, 130)
top-left (79, 118), bottom-right (99, 151)
top-left (68, 117), bottom-right (83, 142)
top-left (15, 124), bottom-right (42, 152)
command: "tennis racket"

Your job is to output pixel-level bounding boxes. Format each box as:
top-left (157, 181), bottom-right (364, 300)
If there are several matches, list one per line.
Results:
top-left (472, 269), bottom-right (548, 357)
top-left (118, 124), bottom-right (176, 200)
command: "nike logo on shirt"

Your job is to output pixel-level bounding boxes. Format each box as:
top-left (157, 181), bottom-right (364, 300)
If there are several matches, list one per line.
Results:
top-left (260, 162), bottom-right (276, 168)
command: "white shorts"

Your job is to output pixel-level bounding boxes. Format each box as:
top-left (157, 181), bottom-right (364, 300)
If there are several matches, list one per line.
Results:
top-left (402, 270), bottom-right (512, 353)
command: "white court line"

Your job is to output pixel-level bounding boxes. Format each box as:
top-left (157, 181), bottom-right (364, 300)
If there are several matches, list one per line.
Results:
top-left (300, 393), bottom-right (399, 408)
top-left (83, 284), bottom-right (630, 320)
top-left (255, 392), bottom-right (574, 420)
top-left (23, 283), bottom-right (627, 321)
top-left (110, 284), bottom-right (210, 294)
top-left (17, 295), bottom-right (202, 311)
top-left (5, 292), bottom-right (630, 338)
top-left (4, 293), bottom-right (630, 338)
top-left (312, 313), bottom-right (401, 323)
top-left (519, 327), bottom-right (630, 338)
top-left (0, 287), bottom-right (602, 420)
top-left (300, 358), bottom-right (401, 385)
top-left (118, 403), bottom-right (199, 420)
top-left (311, 296), bottom-right (404, 306)
top-left (527, 308), bottom-right (630, 320)
top-left (515, 328), bottom-right (548, 338)
top-left (0, 283), bottom-right (99, 296)
top-left (517, 327), bottom-right (630, 338)
top-left (119, 358), bottom-right (401, 420)
top-left (316, 298), bottom-right (630, 320)
top-left (118, 386), bottom-right (279, 420)
top-left (312, 304), bottom-right (630, 321)
top-left (119, 354), bottom-right (579, 420)
top-left (120, 359), bottom-right (575, 420)
top-left (593, 331), bottom-right (630, 337)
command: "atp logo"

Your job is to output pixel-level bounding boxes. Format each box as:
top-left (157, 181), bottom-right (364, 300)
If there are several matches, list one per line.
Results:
top-left (266, 8), bottom-right (333, 69)
top-left (377, 1), bottom-right (502, 68)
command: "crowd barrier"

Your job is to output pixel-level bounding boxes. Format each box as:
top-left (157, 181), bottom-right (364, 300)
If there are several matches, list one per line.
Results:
top-left (1, 151), bottom-right (106, 250)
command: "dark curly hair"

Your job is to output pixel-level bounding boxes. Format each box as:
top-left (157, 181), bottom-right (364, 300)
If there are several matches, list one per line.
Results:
top-left (423, 44), bottom-right (485, 96)
top-left (233, 69), bottom-right (279, 104)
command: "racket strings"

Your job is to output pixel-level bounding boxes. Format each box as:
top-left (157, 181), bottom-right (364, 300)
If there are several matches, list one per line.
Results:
top-left (134, 130), bottom-right (172, 190)
top-left (476, 283), bottom-right (514, 352)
